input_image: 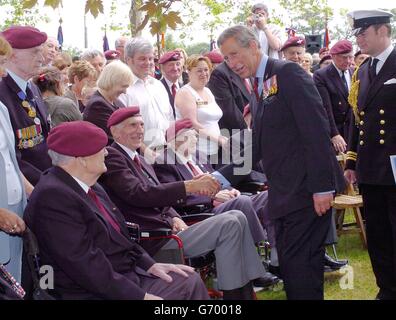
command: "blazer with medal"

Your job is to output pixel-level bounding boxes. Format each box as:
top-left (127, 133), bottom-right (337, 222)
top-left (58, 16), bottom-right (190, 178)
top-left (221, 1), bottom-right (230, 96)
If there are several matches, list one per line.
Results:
top-left (0, 74), bottom-right (51, 185)
top-left (219, 58), bottom-right (345, 219)
top-left (345, 48), bottom-right (396, 185)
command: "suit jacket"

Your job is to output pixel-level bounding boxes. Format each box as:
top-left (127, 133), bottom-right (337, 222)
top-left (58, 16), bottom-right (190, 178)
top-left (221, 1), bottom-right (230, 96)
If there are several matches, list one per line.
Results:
top-left (0, 75), bottom-right (51, 185)
top-left (346, 49), bottom-right (396, 185)
top-left (313, 63), bottom-right (353, 140)
top-left (153, 148), bottom-right (213, 209)
top-left (207, 62), bottom-right (250, 131)
top-left (220, 58), bottom-right (345, 219)
top-left (99, 143), bottom-right (187, 255)
top-left (24, 166), bottom-right (155, 300)
top-left (83, 90), bottom-right (125, 144)
top-left (160, 77), bottom-right (180, 118)
top-left (0, 102), bottom-right (27, 267)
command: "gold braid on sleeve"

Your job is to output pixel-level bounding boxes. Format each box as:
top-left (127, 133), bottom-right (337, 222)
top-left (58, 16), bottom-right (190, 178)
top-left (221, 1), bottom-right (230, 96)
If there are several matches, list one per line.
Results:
top-left (348, 65), bottom-right (361, 125)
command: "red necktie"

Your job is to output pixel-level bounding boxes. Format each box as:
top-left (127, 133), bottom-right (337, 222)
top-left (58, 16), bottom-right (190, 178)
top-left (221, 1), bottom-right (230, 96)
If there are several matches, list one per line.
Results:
top-left (88, 188), bottom-right (121, 234)
top-left (133, 155), bottom-right (142, 170)
top-left (187, 161), bottom-right (200, 177)
top-left (171, 83), bottom-right (177, 98)
top-left (0, 264), bottom-right (25, 299)
top-left (253, 77), bottom-right (260, 101)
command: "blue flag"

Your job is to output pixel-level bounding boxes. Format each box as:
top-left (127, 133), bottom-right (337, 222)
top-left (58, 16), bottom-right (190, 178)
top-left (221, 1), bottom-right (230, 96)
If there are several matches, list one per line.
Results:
top-left (57, 25), bottom-right (64, 50)
top-left (103, 32), bottom-right (109, 52)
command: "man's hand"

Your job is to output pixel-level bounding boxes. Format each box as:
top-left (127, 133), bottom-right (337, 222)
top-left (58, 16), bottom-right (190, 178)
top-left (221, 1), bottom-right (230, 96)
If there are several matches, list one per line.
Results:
top-left (313, 193), bottom-right (334, 216)
top-left (184, 174), bottom-right (220, 197)
top-left (0, 208), bottom-right (26, 234)
top-left (344, 169), bottom-right (357, 184)
top-left (147, 263), bottom-right (195, 283)
top-left (172, 217), bottom-right (188, 233)
top-left (331, 135), bottom-right (347, 153)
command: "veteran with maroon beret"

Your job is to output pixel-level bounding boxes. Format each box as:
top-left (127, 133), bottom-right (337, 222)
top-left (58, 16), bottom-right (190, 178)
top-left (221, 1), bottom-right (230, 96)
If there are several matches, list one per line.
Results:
top-left (0, 26), bottom-right (51, 185)
top-left (159, 50), bottom-right (183, 115)
top-left (24, 119), bottom-right (208, 300)
top-left (281, 36), bottom-right (306, 63)
top-left (313, 39), bottom-right (354, 153)
top-left (104, 50), bottom-right (121, 63)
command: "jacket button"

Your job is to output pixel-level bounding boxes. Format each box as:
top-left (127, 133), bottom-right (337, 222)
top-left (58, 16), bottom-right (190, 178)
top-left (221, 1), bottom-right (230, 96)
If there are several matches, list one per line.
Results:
top-left (380, 139), bottom-right (385, 145)
top-left (360, 131), bottom-right (364, 136)
top-left (360, 141), bottom-right (364, 146)
top-left (360, 121), bottom-right (364, 126)
top-left (380, 109), bottom-right (385, 115)
top-left (360, 111), bottom-right (365, 116)
top-left (380, 120), bottom-right (386, 125)
top-left (380, 130), bottom-right (385, 135)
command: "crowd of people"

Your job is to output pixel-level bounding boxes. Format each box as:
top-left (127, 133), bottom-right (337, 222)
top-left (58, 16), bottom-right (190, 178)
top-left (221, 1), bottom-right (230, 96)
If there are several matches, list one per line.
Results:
top-left (0, 2), bottom-right (395, 301)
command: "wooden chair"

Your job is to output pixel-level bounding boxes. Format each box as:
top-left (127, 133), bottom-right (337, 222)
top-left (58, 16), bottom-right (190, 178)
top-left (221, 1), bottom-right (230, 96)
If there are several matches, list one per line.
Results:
top-left (332, 153), bottom-right (367, 248)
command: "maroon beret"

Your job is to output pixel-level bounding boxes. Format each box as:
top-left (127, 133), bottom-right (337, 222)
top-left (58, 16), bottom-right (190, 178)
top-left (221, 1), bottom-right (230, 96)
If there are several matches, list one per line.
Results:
top-left (330, 40), bottom-right (353, 55)
top-left (159, 50), bottom-right (182, 64)
top-left (319, 54), bottom-right (332, 65)
top-left (105, 50), bottom-right (121, 60)
top-left (166, 119), bottom-right (194, 142)
top-left (1, 26), bottom-right (47, 49)
top-left (107, 107), bottom-right (140, 128)
top-left (204, 51), bottom-right (224, 64)
top-left (281, 36), bottom-right (305, 51)
top-left (47, 121), bottom-right (108, 157)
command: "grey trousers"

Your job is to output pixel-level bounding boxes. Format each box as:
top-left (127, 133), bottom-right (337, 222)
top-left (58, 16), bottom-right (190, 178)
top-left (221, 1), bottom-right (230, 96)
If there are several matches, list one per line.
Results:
top-left (213, 194), bottom-right (267, 244)
top-left (160, 210), bottom-right (266, 290)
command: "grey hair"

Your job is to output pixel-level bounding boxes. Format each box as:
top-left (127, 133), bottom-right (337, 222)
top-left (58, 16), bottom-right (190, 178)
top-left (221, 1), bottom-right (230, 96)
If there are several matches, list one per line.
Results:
top-left (81, 49), bottom-right (105, 61)
top-left (124, 37), bottom-right (153, 59)
top-left (251, 3), bottom-right (268, 14)
top-left (48, 150), bottom-right (75, 166)
top-left (217, 25), bottom-right (260, 49)
top-left (115, 36), bottom-right (129, 48)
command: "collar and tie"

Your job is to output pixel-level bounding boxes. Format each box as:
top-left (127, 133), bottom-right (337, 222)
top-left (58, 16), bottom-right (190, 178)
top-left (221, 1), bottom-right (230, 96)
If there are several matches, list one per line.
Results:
top-left (341, 71), bottom-right (349, 91)
top-left (369, 58), bottom-right (379, 81)
top-left (88, 188), bottom-right (121, 234)
top-left (171, 83), bottom-right (177, 98)
top-left (133, 155), bottom-right (142, 170)
top-left (187, 161), bottom-right (200, 177)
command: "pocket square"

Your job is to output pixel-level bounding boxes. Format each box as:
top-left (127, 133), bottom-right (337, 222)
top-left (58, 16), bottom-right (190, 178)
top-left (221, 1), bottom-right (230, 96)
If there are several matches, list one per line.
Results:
top-left (384, 78), bottom-right (396, 85)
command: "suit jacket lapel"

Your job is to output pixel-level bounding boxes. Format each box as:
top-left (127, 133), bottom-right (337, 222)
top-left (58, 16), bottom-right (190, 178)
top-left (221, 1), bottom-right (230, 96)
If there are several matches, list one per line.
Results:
top-left (365, 49), bottom-right (396, 107)
top-left (357, 62), bottom-right (371, 110)
top-left (230, 70), bottom-right (250, 101)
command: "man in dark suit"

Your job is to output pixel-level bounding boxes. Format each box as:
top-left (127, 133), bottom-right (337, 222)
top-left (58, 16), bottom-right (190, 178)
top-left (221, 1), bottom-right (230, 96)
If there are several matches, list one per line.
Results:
top-left (217, 25), bottom-right (345, 300)
top-left (207, 61), bottom-right (250, 131)
top-left (0, 26), bottom-right (52, 185)
top-left (345, 9), bottom-right (396, 300)
top-left (314, 39), bottom-right (355, 153)
top-left (159, 51), bottom-right (183, 118)
top-left (24, 121), bottom-right (209, 300)
top-left (100, 107), bottom-right (269, 299)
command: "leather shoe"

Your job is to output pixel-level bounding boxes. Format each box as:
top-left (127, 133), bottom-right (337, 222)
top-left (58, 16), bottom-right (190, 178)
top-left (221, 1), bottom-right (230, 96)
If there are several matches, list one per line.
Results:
top-left (324, 253), bottom-right (348, 270)
top-left (253, 272), bottom-right (280, 288)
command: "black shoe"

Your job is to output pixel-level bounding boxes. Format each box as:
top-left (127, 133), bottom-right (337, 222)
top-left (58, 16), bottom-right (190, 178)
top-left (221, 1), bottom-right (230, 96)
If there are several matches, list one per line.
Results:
top-left (324, 253), bottom-right (348, 270)
top-left (253, 272), bottom-right (280, 288)
top-left (268, 264), bottom-right (282, 279)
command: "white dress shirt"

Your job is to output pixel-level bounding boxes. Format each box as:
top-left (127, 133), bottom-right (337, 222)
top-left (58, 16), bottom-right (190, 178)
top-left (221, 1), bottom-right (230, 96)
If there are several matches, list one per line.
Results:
top-left (332, 63), bottom-right (352, 90)
top-left (373, 45), bottom-right (394, 75)
top-left (119, 73), bottom-right (175, 148)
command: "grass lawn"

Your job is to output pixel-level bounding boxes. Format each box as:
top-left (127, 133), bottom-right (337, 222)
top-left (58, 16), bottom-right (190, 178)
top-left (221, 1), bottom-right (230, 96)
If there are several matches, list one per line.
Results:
top-left (257, 213), bottom-right (378, 300)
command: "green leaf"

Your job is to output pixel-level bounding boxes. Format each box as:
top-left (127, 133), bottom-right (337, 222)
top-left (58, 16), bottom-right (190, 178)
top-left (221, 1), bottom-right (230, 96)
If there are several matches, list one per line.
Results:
top-left (22, 0), bottom-right (38, 9)
top-left (44, 0), bottom-right (62, 9)
top-left (150, 21), bottom-right (161, 35)
top-left (85, 0), bottom-right (104, 18)
top-left (139, 1), bottom-right (158, 16)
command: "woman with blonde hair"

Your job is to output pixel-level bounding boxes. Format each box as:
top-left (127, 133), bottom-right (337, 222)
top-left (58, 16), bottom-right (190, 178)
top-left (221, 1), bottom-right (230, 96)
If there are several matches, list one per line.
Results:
top-left (83, 60), bottom-right (132, 143)
top-left (301, 52), bottom-right (314, 76)
top-left (175, 55), bottom-right (228, 163)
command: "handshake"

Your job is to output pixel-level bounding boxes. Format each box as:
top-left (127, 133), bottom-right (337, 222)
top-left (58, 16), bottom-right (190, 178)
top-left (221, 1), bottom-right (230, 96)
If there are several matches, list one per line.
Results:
top-left (184, 173), bottom-right (221, 198)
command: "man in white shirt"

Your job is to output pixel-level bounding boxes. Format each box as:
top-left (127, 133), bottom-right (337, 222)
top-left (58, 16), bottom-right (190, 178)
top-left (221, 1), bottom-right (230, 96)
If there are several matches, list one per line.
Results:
top-left (250, 3), bottom-right (285, 60)
top-left (119, 38), bottom-right (175, 150)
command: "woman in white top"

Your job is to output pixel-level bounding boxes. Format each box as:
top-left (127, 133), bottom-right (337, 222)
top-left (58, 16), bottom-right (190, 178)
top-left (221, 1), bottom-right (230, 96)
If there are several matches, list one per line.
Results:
top-left (175, 55), bottom-right (228, 161)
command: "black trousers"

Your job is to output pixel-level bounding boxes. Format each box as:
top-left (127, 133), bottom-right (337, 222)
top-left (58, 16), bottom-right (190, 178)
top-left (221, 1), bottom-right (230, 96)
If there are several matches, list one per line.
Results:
top-left (275, 206), bottom-right (331, 300)
top-left (360, 184), bottom-right (396, 299)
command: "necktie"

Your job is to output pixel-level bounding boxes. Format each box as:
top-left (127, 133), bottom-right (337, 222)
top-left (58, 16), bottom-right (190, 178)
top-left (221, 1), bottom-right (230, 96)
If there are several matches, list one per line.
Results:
top-left (341, 72), bottom-right (349, 91)
top-left (253, 77), bottom-right (260, 101)
top-left (133, 155), bottom-right (142, 170)
top-left (369, 58), bottom-right (379, 81)
top-left (187, 161), bottom-right (200, 177)
top-left (0, 264), bottom-right (25, 299)
top-left (171, 83), bottom-right (177, 98)
top-left (26, 84), bottom-right (37, 108)
top-left (88, 188), bottom-right (121, 234)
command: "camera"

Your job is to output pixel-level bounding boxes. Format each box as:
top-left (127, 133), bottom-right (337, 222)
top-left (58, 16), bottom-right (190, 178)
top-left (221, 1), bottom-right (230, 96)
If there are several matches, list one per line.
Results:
top-left (253, 14), bottom-right (261, 21)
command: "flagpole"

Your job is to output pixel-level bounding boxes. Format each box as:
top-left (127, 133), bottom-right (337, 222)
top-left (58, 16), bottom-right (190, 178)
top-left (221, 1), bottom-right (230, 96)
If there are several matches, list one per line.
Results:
top-left (84, 13), bottom-right (88, 48)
